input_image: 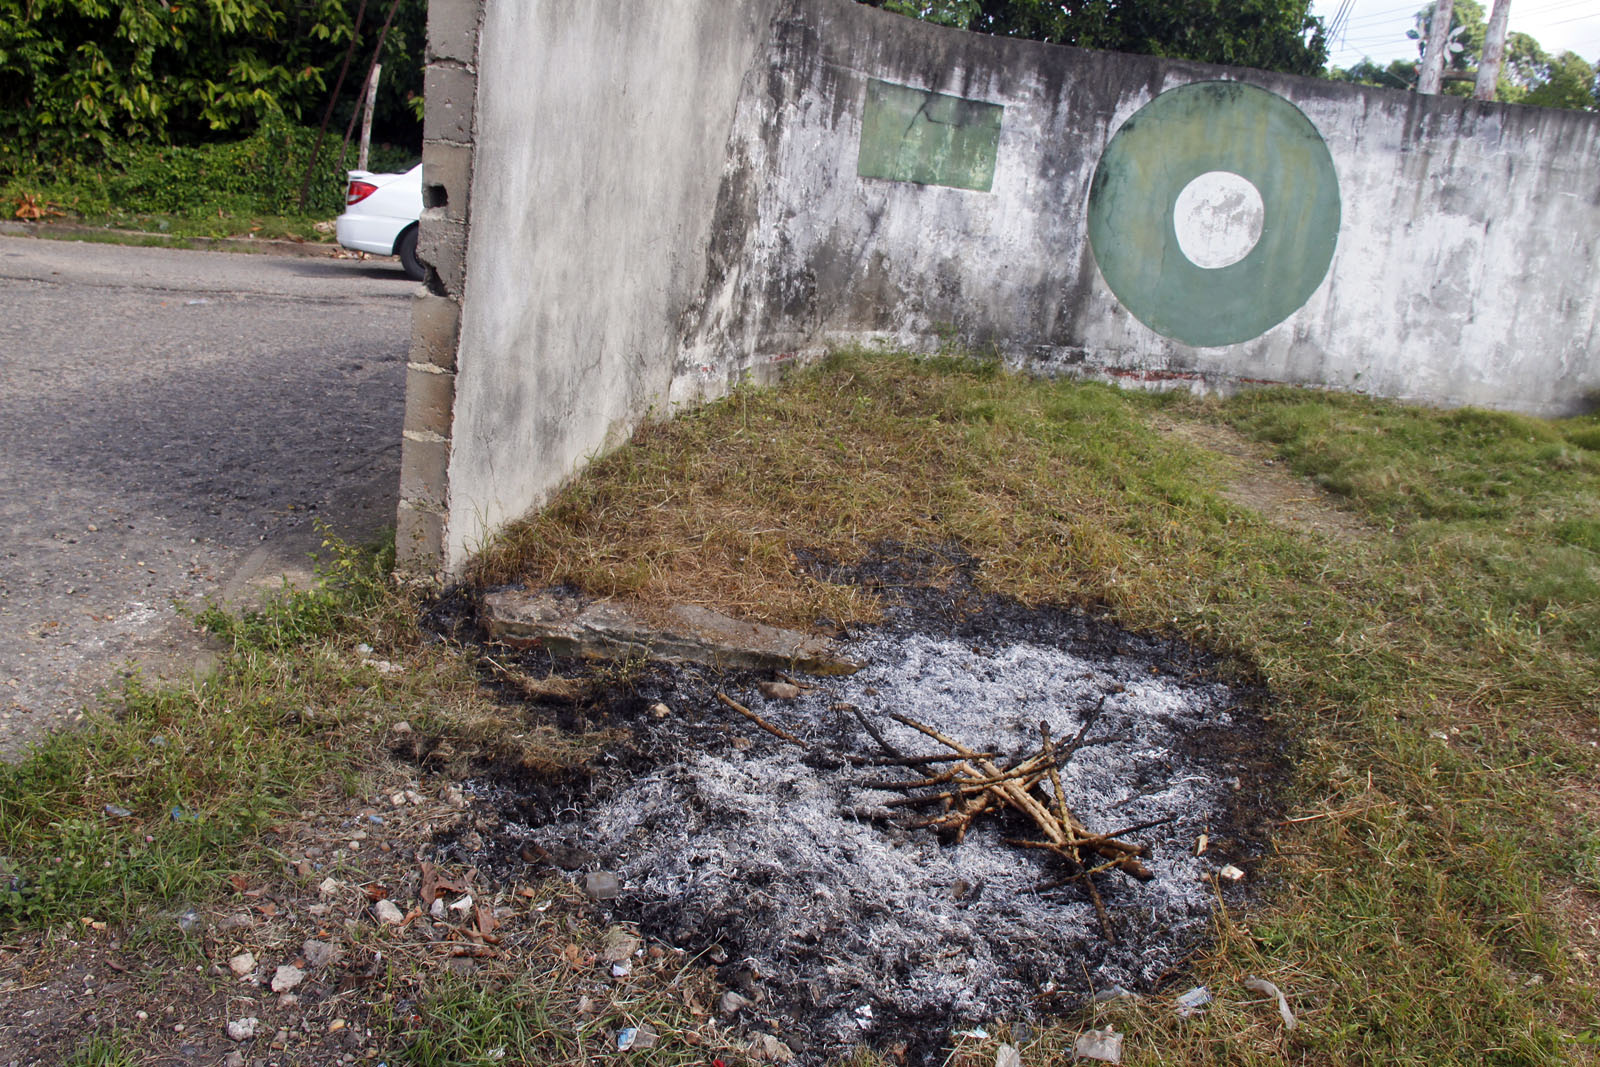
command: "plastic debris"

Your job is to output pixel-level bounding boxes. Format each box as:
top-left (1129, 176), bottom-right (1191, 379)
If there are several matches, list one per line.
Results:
top-left (953, 1028), bottom-right (990, 1040)
top-left (1243, 976), bottom-right (1297, 1031)
top-left (617, 1028), bottom-right (639, 1051)
top-left (103, 804), bottom-right (133, 819)
top-left (170, 805), bottom-right (199, 822)
top-left (1091, 985), bottom-right (1133, 1004)
top-left (175, 907), bottom-right (201, 935)
top-left (1073, 1027), bottom-right (1122, 1063)
top-left (611, 960), bottom-right (632, 978)
top-left (996, 1043), bottom-right (1022, 1067)
top-left (1175, 985), bottom-right (1212, 1017)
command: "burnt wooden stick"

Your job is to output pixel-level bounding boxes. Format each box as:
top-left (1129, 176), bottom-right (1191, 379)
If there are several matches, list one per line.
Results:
top-left (858, 768), bottom-right (962, 791)
top-left (1084, 874), bottom-right (1117, 943)
top-left (888, 711), bottom-right (1075, 845)
top-left (836, 702), bottom-right (904, 759)
top-left (1039, 722), bottom-right (1078, 855)
top-left (856, 751), bottom-right (997, 767)
top-left (716, 691), bottom-right (804, 746)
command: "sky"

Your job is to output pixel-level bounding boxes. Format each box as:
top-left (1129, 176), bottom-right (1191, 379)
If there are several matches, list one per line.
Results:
top-left (1311, 0), bottom-right (1600, 70)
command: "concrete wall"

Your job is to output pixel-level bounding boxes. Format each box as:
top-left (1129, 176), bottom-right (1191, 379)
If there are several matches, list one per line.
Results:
top-left (401, 0), bottom-right (1600, 575)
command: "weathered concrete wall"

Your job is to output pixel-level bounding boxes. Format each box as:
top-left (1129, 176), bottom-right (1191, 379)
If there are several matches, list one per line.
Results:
top-left (407, 0), bottom-right (1600, 574)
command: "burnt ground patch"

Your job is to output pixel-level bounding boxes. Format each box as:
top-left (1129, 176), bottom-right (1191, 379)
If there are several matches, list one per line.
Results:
top-left (427, 551), bottom-right (1288, 1063)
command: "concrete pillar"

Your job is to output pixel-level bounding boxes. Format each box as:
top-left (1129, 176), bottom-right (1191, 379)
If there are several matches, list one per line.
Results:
top-left (396, 0), bottom-right (484, 577)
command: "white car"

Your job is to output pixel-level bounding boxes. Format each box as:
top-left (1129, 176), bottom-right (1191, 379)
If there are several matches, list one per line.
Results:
top-left (336, 164), bottom-right (424, 280)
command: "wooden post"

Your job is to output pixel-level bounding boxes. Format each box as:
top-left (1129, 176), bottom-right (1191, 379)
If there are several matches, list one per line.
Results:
top-left (1417, 0), bottom-right (1457, 95)
top-left (358, 62), bottom-right (381, 172)
top-left (1474, 0), bottom-right (1512, 101)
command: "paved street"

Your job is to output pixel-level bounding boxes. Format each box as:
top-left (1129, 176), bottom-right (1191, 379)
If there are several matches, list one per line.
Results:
top-left (0, 236), bottom-right (413, 759)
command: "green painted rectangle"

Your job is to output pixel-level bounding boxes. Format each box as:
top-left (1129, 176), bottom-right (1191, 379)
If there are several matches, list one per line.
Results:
top-left (857, 79), bottom-right (1002, 192)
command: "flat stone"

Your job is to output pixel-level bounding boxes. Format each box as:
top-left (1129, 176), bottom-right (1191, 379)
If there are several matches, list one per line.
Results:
top-left (227, 952), bottom-right (255, 977)
top-left (581, 871), bottom-right (620, 901)
top-left (270, 964), bottom-right (305, 993)
top-left (480, 591), bottom-right (860, 676)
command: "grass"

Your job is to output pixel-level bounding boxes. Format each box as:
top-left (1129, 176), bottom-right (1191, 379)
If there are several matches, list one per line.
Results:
top-left (3, 349), bottom-right (1598, 1064)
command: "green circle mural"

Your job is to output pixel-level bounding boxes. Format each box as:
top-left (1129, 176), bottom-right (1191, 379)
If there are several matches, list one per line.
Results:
top-left (1087, 81), bottom-right (1341, 348)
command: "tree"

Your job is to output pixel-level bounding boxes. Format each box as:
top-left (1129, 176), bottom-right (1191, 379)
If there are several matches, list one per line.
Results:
top-left (1401, 1), bottom-right (1596, 110)
top-left (864, 0), bottom-right (1329, 77)
top-left (0, 0), bottom-right (427, 172)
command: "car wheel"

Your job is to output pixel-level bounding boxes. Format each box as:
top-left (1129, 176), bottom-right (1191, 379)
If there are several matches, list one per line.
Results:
top-left (395, 224), bottom-right (425, 281)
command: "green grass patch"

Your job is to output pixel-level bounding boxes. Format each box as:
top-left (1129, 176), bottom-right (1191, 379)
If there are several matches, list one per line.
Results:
top-left (0, 533), bottom-right (397, 927)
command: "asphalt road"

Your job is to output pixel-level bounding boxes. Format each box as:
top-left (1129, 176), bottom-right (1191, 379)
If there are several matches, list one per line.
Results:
top-left (0, 236), bottom-right (413, 759)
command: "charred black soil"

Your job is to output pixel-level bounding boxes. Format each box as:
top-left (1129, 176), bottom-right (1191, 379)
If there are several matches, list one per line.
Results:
top-left (427, 550), bottom-right (1289, 1063)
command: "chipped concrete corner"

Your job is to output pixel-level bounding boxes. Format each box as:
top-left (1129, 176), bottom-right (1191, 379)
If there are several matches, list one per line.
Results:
top-left (396, 0), bottom-right (481, 574)
top-left (408, 0), bottom-right (1600, 577)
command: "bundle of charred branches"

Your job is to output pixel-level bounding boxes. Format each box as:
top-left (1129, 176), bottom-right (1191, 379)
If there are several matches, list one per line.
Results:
top-left (715, 690), bottom-right (1168, 941)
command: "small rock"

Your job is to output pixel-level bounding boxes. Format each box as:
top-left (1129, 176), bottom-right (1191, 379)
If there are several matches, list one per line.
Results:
top-left (328, 1018), bottom-right (347, 1033)
top-left (1073, 1027), bottom-right (1122, 1063)
top-left (582, 871), bottom-right (620, 901)
top-left (225, 1017), bottom-right (260, 1041)
top-left (649, 702), bottom-right (671, 719)
top-left (1218, 864), bottom-right (1245, 883)
top-left (294, 860), bottom-right (313, 877)
top-left (223, 1052), bottom-right (246, 1067)
top-left (392, 720), bottom-right (412, 734)
top-left (430, 897), bottom-right (447, 920)
top-left (318, 877), bottom-right (342, 898)
top-left (757, 681), bottom-right (801, 701)
top-left (302, 939), bottom-right (338, 969)
top-left (271, 964), bottom-right (305, 993)
top-left (373, 899), bottom-right (406, 925)
top-left (611, 960), bottom-right (632, 978)
top-left (277, 993), bottom-right (299, 1009)
top-left (216, 913), bottom-right (255, 932)
top-left (227, 952), bottom-right (255, 977)
top-left (751, 1034), bottom-right (795, 1063)
top-left (448, 894), bottom-right (475, 913)
top-left (601, 926), bottom-right (640, 963)
top-left (720, 990), bottom-right (751, 1015)
top-left (443, 786), bottom-right (466, 808)
top-left (271, 1029), bottom-right (290, 1048)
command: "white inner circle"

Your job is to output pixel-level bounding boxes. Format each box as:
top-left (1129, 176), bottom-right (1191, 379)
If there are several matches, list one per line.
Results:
top-left (1173, 171), bottom-right (1265, 270)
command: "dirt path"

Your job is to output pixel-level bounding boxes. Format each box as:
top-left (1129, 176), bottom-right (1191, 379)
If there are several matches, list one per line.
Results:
top-left (1154, 415), bottom-right (1374, 543)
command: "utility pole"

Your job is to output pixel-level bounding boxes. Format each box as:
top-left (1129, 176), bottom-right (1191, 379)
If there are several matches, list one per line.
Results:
top-left (1474, 0), bottom-right (1513, 101)
top-left (358, 63), bottom-right (381, 172)
top-left (1417, 0), bottom-right (1456, 95)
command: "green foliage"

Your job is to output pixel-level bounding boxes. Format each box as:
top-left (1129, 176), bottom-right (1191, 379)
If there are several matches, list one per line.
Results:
top-left (0, 0), bottom-right (428, 174)
top-left (4, 119), bottom-right (417, 224)
top-left (62, 1036), bottom-right (138, 1067)
top-left (863, 0), bottom-right (1329, 76)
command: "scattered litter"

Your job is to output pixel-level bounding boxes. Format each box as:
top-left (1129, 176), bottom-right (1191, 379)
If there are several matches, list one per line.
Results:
top-left (318, 877), bottom-right (342, 898)
top-left (430, 897), bottom-right (447, 920)
top-left (611, 960), bottom-right (632, 978)
top-left (1243, 976), bottom-right (1297, 1031)
top-left (1194, 833), bottom-right (1208, 856)
top-left (953, 1028), bottom-right (990, 1040)
top-left (170, 805), bottom-right (199, 822)
top-left (448, 894), bottom-right (474, 913)
top-left (175, 907), bottom-right (201, 935)
top-left (602, 927), bottom-right (641, 962)
top-left (1218, 864), bottom-right (1245, 883)
top-left (102, 804), bottom-right (133, 819)
top-left (996, 1043), bottom-right (1022, 1067)
top-left (617, 1027), bottom-right (640, 1051)
top-left (1072, 1027), bottom-right (1122, 1063)
top-left (1175, 985), bottom-right (1212, 1017)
